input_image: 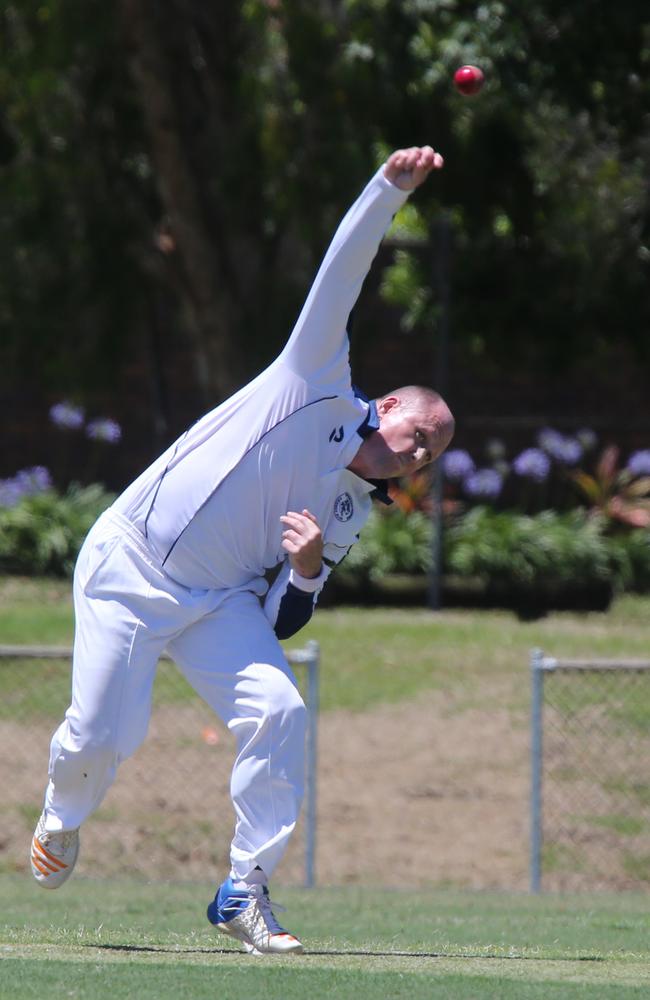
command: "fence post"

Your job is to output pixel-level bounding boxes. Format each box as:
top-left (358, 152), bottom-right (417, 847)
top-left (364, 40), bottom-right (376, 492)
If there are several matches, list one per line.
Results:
top-left (530, 647), bottom-right (545, 894)
top-left (527, 654), bottom-right (650, 891)
top-left (303, 639), bottom-right (320, 888)
top-left (1, 641), bottom-right (321, 888)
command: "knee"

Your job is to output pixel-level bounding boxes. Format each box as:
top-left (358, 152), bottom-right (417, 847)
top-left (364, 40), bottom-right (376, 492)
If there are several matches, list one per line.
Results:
top-left (50, 728), bottom-right (116, 768)
top-left (241, 669), bottom-right (307, 746)
top-left (49, 731), bottom-right (118, 793)
top-left (265, 674), bottom-right (307, 740)
top-left (79, 735), bottom-right (119, 767)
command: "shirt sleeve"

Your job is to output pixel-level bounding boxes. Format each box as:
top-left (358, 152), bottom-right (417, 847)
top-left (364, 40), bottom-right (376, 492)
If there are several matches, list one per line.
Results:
top-left (263, 561), bottom-right (331, 640)
top-left (278, 168), bottom-right (409, 390)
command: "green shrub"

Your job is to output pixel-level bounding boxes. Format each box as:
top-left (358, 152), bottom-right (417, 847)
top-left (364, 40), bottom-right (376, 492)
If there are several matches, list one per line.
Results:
top-left (336, 507), bottom-right (432, 585)
top-left (0, 484), bottom-right (114, 577)
top-left (3, 481), bottom-right (649, 601)
top-left (606, 530), bottom-right (650, 593)
top-left (444, 507), bottom-right (614, 588)
top-left (337, 506), bottom-right (639, 598)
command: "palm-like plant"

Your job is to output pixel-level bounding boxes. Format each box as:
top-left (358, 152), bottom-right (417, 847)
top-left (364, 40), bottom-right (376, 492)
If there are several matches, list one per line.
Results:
top-left (570, 445), bottom-right (650, 529)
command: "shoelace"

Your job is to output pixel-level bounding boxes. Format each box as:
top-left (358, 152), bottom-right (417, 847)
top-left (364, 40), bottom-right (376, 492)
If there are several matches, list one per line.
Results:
top-left (255, 887), bottom-right (288, 935)
top-left (223, 885), bottom-right (288, 934)
top-left (42, 830), bottom-right (77, 854)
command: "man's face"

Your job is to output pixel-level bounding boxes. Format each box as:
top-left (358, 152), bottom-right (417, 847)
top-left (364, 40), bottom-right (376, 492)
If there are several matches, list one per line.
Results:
top-left (348, 396), bottom-right (451, 480)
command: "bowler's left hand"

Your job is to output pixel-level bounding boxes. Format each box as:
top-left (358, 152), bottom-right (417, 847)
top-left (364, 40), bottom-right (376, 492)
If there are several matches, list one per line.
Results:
top-left (280, 509), bottom-right (324, 579)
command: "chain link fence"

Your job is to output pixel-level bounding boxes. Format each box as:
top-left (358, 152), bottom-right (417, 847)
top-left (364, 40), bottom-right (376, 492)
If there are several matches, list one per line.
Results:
top-left (1, 643), bottom-right (319, 886)
top-left (530, 650), bottom-right (650, 892)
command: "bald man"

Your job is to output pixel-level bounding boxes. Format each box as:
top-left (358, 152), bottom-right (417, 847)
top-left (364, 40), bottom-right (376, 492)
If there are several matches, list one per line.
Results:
top-left (31, 145), bottom-right (454, 955)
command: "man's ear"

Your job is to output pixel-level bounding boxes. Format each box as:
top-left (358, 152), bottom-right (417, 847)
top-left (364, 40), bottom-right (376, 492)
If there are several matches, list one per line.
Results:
top-left (377, 395), bottom-right (400, 417)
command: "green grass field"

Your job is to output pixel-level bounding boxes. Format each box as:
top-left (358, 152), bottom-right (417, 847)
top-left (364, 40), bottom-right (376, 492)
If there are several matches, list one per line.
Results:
top-left (3, 576), bottom-right (650, 714)
top-left (2, 876), bottom-right (650, 999)
top-left (2, 578), bottom-right (650, 995)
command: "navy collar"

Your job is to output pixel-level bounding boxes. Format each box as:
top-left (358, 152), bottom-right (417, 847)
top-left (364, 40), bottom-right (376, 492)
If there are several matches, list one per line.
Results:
top-left (353, 387), bottom-right (393, 506)
top-left (368, 478), bottom-right (393, 506)
top-left (355, 389), bottom-right (380, 439)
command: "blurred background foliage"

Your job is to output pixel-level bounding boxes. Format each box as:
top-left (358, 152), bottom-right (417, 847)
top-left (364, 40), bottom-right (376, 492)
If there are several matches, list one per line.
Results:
top-left (331, 429), bottom-right (650, 612)
top-left (1, 1), bottom-right (649, 609)
top-left (1, 0), bottom-right (648, 422)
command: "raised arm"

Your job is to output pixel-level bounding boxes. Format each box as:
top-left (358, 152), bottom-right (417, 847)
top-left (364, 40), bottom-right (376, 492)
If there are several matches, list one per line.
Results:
top-left (278, 146), bottom-right (443, 388)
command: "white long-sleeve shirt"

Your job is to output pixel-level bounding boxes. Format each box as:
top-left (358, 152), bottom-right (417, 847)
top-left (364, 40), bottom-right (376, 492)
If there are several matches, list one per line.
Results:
top-left (112, 167), bottom-right (409, 629)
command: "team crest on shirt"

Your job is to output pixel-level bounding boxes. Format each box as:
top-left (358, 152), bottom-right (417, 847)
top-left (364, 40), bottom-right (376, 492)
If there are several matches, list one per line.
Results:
top-left (334, 492), bottom-right (354, 522)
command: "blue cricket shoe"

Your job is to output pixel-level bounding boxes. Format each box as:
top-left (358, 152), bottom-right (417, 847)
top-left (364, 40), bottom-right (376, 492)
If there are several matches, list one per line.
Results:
top-left (207, 877), bottom-right (303, 955)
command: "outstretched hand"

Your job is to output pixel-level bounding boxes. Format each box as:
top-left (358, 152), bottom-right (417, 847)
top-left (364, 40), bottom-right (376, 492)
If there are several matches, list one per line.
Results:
top-left (383, 145), bottom-right (444, 191)
top-left (280, 509), bottom-right (324, 579)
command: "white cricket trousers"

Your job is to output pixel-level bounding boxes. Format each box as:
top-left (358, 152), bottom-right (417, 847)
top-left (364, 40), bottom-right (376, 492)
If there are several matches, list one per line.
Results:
top-left (43, 510), bottom-right (307, 882)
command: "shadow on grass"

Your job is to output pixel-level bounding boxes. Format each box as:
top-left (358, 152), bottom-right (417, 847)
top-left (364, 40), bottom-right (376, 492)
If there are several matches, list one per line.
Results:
top-left (92, 943), bottom-right (606, 962)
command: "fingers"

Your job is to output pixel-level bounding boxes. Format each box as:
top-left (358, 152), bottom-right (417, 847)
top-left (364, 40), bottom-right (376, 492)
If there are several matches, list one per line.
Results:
top-left (280, 509), bottom-right (319, 530)
top-left (280, 509), bottom-right (323, 578)
top-left (391, 146), bottom-right (439, 172)
top-left (384, 145), bottom-right (444, 190)
top-left (280, 510), bottom-right (322, 549)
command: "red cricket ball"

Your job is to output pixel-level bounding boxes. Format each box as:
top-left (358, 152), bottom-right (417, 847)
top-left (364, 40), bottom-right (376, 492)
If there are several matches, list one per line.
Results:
top-left (453, 65), bottom-right (485, 96)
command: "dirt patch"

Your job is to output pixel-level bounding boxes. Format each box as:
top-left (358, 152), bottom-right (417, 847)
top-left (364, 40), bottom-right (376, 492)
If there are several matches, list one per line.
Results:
top-left (3, 686), bottom-right (531, 889)
top-left (308, 688), bottom-right (529, 889)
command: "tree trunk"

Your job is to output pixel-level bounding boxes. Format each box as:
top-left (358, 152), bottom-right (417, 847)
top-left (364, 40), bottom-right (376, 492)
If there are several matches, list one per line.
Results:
top-left (119, 0), bottom-right (246, 406)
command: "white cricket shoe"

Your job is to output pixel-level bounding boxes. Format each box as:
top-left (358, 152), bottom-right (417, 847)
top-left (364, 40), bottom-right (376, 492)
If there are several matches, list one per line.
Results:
top-left (30, 812), bottom-right (79, 889)
top-left (207, 878), bottom-right (303, 955)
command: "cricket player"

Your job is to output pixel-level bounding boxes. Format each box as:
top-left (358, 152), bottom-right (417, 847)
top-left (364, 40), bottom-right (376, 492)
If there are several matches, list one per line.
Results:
top-left (31, 145), bottom-right (454, 955)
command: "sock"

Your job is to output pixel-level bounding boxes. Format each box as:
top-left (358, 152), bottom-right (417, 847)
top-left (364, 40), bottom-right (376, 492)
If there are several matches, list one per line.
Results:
top-left (232, 865), bottom-right (267, 891)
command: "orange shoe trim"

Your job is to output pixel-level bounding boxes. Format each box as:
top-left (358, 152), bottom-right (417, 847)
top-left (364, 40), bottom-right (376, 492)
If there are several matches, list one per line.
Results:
top-left (32, 852), bottom-right (60, 874)
top-left (33, 837), bottom-right (68, 869)
top-left (31, 854), bottom-right (53, 877)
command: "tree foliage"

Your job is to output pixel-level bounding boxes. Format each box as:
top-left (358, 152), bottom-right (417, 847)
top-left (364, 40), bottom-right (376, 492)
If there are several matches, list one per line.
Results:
top-left (1, 0), bottom-right (648, 422)
top-left (0, 1), bottom-right (152, 393)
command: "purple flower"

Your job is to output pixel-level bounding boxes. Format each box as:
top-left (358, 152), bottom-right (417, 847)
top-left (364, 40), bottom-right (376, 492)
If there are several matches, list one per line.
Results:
top-left (627, 450), bottom-right (650, 477)
top-left (463, 468), bottom-right (503, 499)
top-left (537, 427), bottom-right (564, 455)
top-left (0, 478), bottom-right (25, 508)
top-left (555, 437), bottom-right (583, 465)
top-left (15, 466), bottom-right (53, 494)
top-left (0, 467), bottom-right (53, 507)
top-left (537, 427), bottom-right (583, 466)
top-left (86, 418), bottom-right (122, 444)
top-left (443, 449), bottom-right (475, 481)
top-left (49, 400), bottom-right (85, 430)
top-left (513, 448), bottom-right (551, 483)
